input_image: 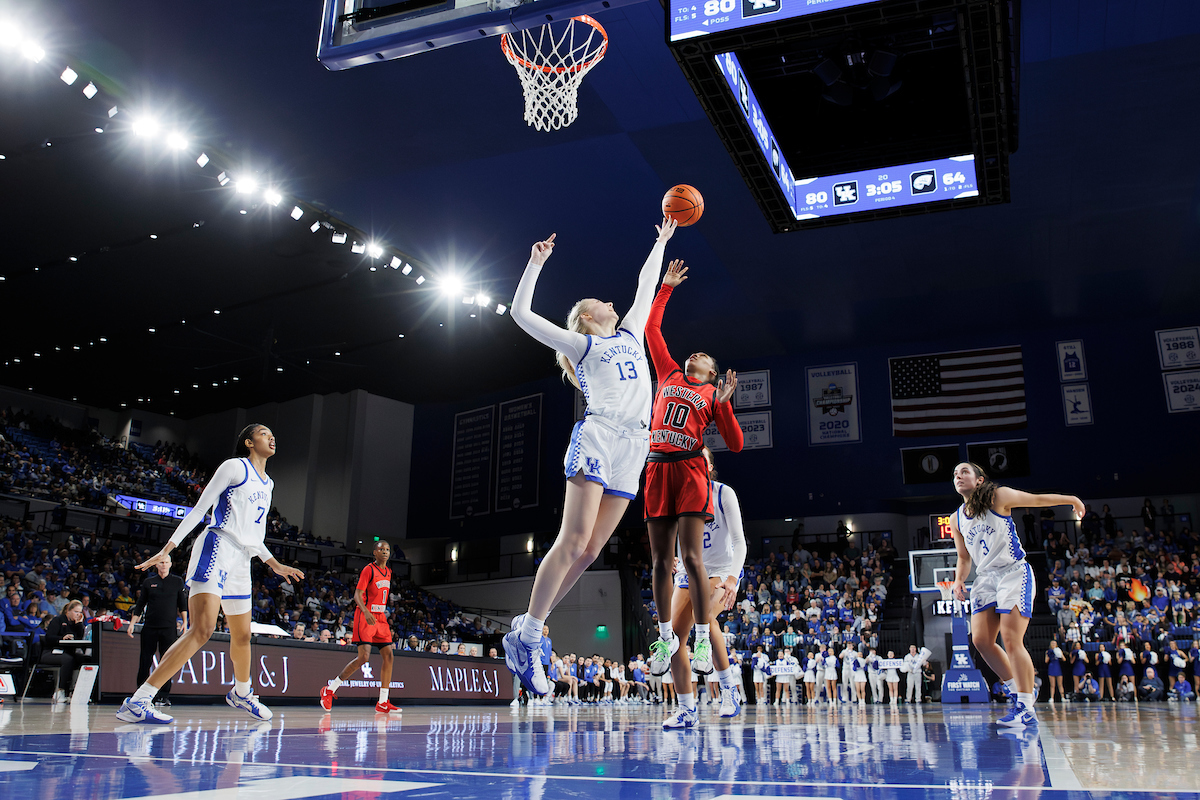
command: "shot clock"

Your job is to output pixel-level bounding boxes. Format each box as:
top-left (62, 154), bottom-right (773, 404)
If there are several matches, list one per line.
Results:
top-left (929, 513), bottom-right (955, 543)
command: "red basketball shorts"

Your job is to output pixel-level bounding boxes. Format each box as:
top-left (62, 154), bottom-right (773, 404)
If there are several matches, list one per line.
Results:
top-left (644, 455), bottom-right (713, 522)
top-left (352, 610), bottom-right (393, 646)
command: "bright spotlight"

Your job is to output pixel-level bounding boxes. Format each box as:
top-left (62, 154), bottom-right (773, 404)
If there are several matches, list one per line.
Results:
top-left (235, 177), bottom-right (257, 194)
top-left (60, 67), bottom-right (78, 85)
top-left (166, 132), bottom-right (188, 151)
top-left (390, 256), bottom-right (401, 269)
top-left (462, 295), bottom-right (475, 305)
top-left (401, 263), bottom-right (412, 276)
top-left (310, 221), bottom-right (321, 233)
top-left (477, 295), bottom-right (490, 307)
top-left (107, 106), bottom-right (118, 118)
top-left (441, 276), bottom-right (463, 296)
top-left (131, 117), bottom-right (160, 137)
top-left (82, 82), bottom-right (98, 99)
top-left (21, 42), bottom-right (44, 63)
top-left (496, 304), bottom-right (508, 315)
top-left (0, 22), bottom-right (18, 48)
top-left (290, 205), bottom-right (303, 220)
top-left (331, 232), bottom-right (347, 244)
top-left (264, 189), bottom-right (282, 206)
top-left (367, 243), bottom-right (383, 259)
top-left (94, 127), bottom-right (104, 134)
top-left (196, 152), bottom-right (210, 168)
top-left (217, 171), bottom-right (231, 186)
top-left (351, 241), bottom-right (365, 254)
top-left (415, 275), bottom-right (425, 285)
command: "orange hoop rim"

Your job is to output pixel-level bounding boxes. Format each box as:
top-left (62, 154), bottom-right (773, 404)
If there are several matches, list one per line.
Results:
top-left (500, 14), bottom-right (609, 75)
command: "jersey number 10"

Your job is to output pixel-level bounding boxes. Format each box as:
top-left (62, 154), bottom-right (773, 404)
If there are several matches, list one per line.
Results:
top-left (661, 401), bottom-right (692, 429)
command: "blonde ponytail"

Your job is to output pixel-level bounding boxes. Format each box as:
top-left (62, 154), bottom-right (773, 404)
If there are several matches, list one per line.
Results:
top-left (556, 298), bottom-right (592, 391)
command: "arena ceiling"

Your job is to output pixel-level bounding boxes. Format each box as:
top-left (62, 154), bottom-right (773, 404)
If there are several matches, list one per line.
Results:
top-left (1, 0), bottom-right (1198, 416)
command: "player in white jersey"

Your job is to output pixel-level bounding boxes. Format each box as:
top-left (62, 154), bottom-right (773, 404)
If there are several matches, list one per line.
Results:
top-left (116, 425), bottom-right (304, 725)
top-left (663, 447), bottom-right (747, 727)
top-left (504, 219), bottom-right (676, 696)
top-left (949, 461), bottom-right (1085, 729)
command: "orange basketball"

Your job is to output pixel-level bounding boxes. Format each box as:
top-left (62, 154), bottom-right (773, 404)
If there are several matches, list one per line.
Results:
top-left (662, 184), bottom-right (704, 227)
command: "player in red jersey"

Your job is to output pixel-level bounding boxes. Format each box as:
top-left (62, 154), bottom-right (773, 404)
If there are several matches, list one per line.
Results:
top-left (320, 540), bottom-right (400, 713)
top-left (644, 260), bottom-right (743, 711)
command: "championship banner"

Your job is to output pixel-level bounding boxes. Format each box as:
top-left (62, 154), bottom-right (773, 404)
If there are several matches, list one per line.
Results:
top-left (733, 369), bottom-right (771, 409)
top-left (806, 362), bottom-right (861, 446)
top-left (450, 405), bottom-right (494, 518)
top-left (1056, 340), bottom-right (1087, 382)
top-left (1163, 369), bottom-right (1200, 413)
top-left (704, 411), bottom-right (772, 452)
top-left (1062, 383), bottom-right (1094, 425)
top-left (1155, 327), bottom-right (1200, 370)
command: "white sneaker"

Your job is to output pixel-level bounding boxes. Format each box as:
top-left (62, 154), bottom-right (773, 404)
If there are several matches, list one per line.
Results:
top-left (115, 696), bottom-right (173, 724)
top-left (718, 687), bottom-right (741, 718)
top-left (663, 705), bottom-right (698, 730)
top-left (226, 688), bottom-right (274, 721)
top-left (649, 634), bottom-right (680, 676)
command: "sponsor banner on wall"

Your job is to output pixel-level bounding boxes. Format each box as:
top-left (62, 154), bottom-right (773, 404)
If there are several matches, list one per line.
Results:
top-left (733, 369), bottom-right (771, 409)
top-left (99, 630), bottom-right (513, 702)
top-left (496, 394), bottom-right (541, 512)
top-left (1061, 383), bottom-right (1094, 426)
top-left (704, 411), bottom-right (772, 452)
top-left (1156, 327), bottom-right (1200, 370)
top-left (806, 362), bottom-right (861, 445)
top-left (965, 439), bottom-right (1030, 478)
top-left (450, 406), bottom-right (494, 519)
top-left (1056, 340), bottom-right (1087, 382)
top-left (900, 445), bottom-right (959, 485)
top-left (1163, 369), bottom-right (1200, 413)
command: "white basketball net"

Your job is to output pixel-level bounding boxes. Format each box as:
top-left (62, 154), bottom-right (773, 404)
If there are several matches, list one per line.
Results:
top-left (501, 15), bottom-right (608, 132)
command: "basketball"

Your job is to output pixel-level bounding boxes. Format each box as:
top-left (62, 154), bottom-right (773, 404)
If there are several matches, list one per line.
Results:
top-left (662, 184), bottom-right (704, 227)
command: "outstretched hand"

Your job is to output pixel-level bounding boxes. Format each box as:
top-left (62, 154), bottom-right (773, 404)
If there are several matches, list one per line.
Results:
top-left (1070, 496), bottom-right (1086, 520)
top-left (663, 259), bottom-right (688, 288)
top-left (271, 561), bottom-right (305, 584)
top-left (715, 369), bottom-right (738, 403)
top-left (136, 546), bottom-right (174, 572)
top-left (530, 233), bottom-right (556, 266)
top-left (655, 216), bottom-right (678, 243)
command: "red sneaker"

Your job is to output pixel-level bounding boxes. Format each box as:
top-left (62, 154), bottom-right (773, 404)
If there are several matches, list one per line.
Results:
top-left (320, 686), bottom-right (335, 711)
top-left (375, 701), bottom-right (401, 714)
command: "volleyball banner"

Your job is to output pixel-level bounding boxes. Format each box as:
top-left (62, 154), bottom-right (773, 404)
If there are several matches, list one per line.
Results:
top-left (806, 362), bottom-right (861, 445)
top-left (704, 411), bottom-right (772, 452)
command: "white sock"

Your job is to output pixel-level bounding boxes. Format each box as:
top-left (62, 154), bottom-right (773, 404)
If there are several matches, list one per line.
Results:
top-left (520, 615), bottom-right (545, 644)
top-left (1004, 678), bottom-right (1017, 694)
top-left (694, 623), bottom-right (710, 640)
top-left (716, 666), bottom-right (736, 688)
top-left (133, 682), bottom-right (156, 703)
top-left (678, 692), bottom-right (695, 711)
top-left (658, 621), bottom-right (675, 641)
top-left (1017, 692), bottom-right (1035, 710)
top-left (379, 688), bottom-right (389, 704)
top-left (330, 677), bottom-right (344, 693)
top-left (235, 680), bottom-right (252, 697)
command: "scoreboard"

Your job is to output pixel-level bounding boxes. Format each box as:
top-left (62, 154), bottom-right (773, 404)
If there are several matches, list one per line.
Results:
top-left (669, 0), bottom-right (885, 42)
top-left (929, 513), bottom-right (955, 542)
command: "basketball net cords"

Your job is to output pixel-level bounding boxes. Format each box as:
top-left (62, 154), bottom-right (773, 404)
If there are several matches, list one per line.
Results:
top-left (504, 17), bottom-right (607, 131)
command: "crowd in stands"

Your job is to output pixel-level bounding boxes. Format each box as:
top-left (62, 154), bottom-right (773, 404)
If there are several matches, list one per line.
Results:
top-left (1039, 500), bottom-right (1200, 702)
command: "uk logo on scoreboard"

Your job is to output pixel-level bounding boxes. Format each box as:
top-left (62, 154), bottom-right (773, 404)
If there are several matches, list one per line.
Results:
top-left (742, 0), bottom-right (781, 18)
top-left (833, 181), bottom-right (859, 205)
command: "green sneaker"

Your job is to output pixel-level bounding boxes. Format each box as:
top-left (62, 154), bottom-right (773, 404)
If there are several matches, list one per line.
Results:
top-left (648, 634), bottom-right (679, 676)
top-left (692, 636), bottom-right (714, 675)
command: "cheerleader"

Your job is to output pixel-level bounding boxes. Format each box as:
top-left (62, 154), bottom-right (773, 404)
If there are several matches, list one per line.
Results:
top-left (803, 650), bottom-right (819, 705)
top-left (852, 651), bottom-right (868, 706)
top-left (751, 645), bottom-right (768, 704)
top-left (1116, 643), bottom-right (1136, 692)
top-left (867, 647), bottom-right (885, 704)
top-left (885, 650), bottom-right (901, 704)
top-left (1096, 643), bottom-right (1114, 700)
top-left (505, 220), bottom-right (675, 696)
top-left (839, 643), bottom-right (858, 703)
top-left (948, 461), bottom-right (1085, 728)
top-left (1045, 639), bottom-right (1066, 703)
top-left (823, 647), bottom-right (840, 705)
top-left (1070, 641), bottom-right (1088, 694)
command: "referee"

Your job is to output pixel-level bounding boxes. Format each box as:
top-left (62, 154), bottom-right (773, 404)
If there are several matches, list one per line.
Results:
top-left (127, 558), bottom-right (188, 705)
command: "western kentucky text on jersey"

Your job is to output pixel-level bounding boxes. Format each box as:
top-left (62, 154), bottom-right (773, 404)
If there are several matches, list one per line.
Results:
top-left (651, 428), bottom-right (700, 449)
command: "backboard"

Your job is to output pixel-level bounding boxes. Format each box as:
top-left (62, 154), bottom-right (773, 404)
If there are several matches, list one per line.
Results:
top-left (317, 0), bottom-right (644, 70)
top-left (909, 548), bottom-right (976, 594)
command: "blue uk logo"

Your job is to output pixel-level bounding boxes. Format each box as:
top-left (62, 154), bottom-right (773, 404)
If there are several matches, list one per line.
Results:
top-left (586, 457), bottom-right (601, 475)
top-left (217, 569), bottom-right (228, 590)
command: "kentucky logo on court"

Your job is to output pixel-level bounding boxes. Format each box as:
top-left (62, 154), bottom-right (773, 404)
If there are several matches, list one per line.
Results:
top-left (813, 382), bottom-right (853, 416)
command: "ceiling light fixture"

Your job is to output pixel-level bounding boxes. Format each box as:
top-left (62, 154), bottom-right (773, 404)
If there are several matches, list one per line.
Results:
top-left (196, 152), bottom-right (210, 168)
top-left (82, 82), bottom-right (98, 99)
top-left (290, 206), bottom-right (303, 220)
top-left (60, 67), bottom-right (78, 85)
top-left (331, 232), bottom-right (347, 244)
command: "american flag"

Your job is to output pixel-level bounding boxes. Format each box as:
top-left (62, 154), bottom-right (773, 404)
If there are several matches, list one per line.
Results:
top-left (889, 346), bottom-right (1026, 436)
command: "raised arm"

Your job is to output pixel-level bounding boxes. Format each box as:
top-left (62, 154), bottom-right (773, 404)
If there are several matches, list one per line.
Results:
top-left (134, 459), bottom-right (245, 571)
top-left (713, 391), bottom-right (744, 452)
top-left (510, 233), bottom-right (588, 364)
top-left (645, 261), bottom-right (686, 379)
top-left (994, 487), bottom-right (1085, 520)
top-left (619, 218), bottom-right (676, 337)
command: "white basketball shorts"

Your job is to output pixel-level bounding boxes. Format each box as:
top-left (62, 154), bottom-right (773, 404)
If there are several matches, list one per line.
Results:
top-left (563, 416), bottom-right (650, 500)
top-left (186, 528), bottom-right (253, 616)
top-left (970, 560), bottom-right (1036, 619)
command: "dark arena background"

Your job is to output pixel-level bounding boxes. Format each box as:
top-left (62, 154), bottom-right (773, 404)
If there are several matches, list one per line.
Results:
top-left (0, 1), bottom-right (1198, 800)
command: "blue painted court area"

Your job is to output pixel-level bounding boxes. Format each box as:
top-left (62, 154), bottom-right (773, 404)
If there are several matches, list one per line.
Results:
top-left (0, 703), bottom-right (1196, 800)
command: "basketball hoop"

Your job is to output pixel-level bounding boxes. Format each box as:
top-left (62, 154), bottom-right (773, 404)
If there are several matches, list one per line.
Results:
top-left (936, 580), bottom-right (957, 609)
top-left (501, 15), bottom-right (608, 131)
